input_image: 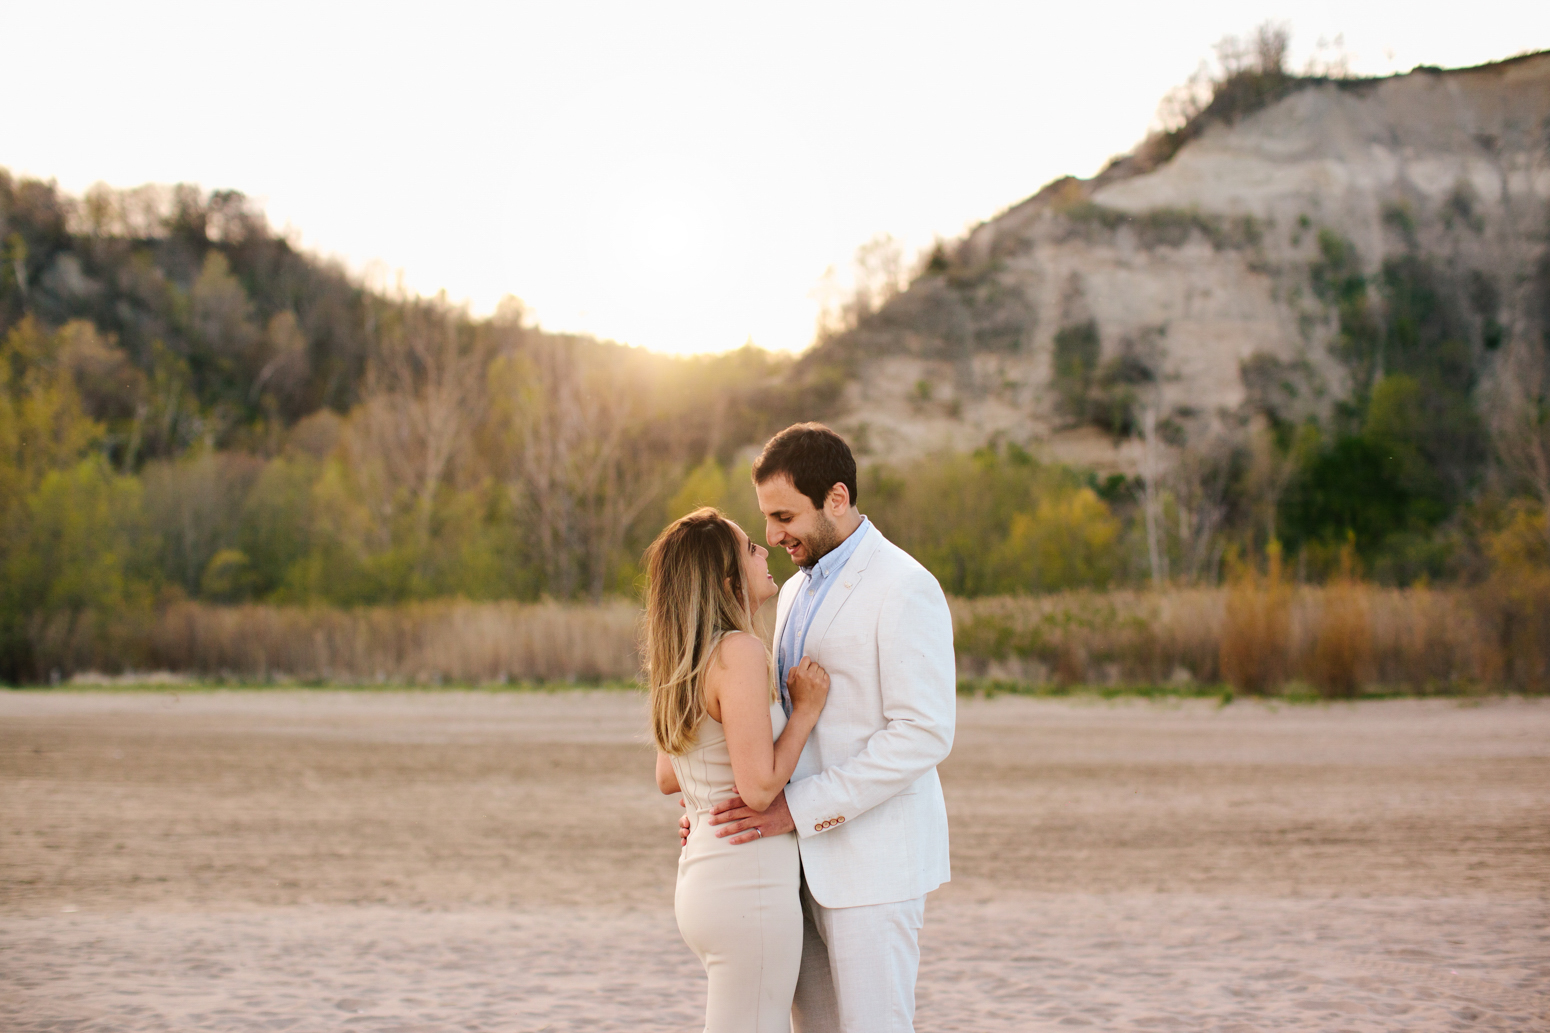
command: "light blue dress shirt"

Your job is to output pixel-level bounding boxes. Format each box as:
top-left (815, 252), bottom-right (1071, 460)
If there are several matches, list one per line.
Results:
top-left (777, 516), bottom-right (871, 713)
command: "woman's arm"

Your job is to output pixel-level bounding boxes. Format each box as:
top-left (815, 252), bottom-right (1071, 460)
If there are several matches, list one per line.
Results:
top-left (708, 632), bottom-right (827, 813)
top-left (656, 751), bottom-right (681, 795)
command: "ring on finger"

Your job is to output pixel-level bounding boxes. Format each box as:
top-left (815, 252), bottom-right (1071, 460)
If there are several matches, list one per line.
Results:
top-left (753, 828), bottom-right (763, 839)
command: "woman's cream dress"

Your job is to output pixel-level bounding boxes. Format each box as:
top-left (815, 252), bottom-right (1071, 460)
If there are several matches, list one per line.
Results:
top-left (672, 701), bottom-right (803, 1033)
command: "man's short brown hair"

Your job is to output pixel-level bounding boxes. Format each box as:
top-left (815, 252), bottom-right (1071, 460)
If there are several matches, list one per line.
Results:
top-left (751, 423), bottom-right (858, 510)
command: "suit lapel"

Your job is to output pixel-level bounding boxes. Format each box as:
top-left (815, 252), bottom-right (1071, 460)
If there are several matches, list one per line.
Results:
top-left (801, 525), bottom-right (884, 658)
top-left (771, 570), bottom-right (805, 654)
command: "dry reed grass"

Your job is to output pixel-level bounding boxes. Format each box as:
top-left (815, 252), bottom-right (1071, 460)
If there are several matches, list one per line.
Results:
top-left (1473, 578), bottom-right (1550, 692)
top-left (1308, 578), bottom-right (1372, 698)
top-left (24, 578), bottom-right (1547, 694)
top-left (954, 582), bottom-right (1533, 696)
top-left (1219, 548), bottom-right (1290, 694)
top-left (44, 599), bottom-right (643, 684)
top-left (950, 589), bottom-right (1226, 687)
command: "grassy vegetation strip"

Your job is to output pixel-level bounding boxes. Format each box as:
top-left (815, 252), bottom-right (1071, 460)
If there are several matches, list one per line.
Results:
top-left (22, 580), bottom-right (1548, 696)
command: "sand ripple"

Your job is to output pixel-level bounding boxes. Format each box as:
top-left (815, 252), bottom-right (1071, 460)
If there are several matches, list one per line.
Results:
top-left (2, 897), bottom-right (1545, 1031)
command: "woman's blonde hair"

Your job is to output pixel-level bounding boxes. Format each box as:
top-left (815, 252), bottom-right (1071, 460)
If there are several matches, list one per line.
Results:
top-left (644, 507), bottom-right (772, 754)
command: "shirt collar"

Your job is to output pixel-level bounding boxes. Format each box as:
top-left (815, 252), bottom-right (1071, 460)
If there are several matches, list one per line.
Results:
top-left (802, 516), bottom-right (870, 579)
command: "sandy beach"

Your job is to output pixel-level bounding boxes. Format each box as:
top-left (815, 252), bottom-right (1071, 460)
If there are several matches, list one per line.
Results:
top-left (2, 689), bottom-right (1546, 1030)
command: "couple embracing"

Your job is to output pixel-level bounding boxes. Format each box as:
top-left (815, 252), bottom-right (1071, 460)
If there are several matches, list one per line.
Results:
top-left (645, 423), bottom-right (956, 1033)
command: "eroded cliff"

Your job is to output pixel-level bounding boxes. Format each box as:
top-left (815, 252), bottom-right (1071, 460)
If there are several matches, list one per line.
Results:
top-left (811, 52), bottom-right (1550, 473)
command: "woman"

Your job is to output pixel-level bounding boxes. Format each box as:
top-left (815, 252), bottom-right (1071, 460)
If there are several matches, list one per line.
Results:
top-left (645, 507), bottom-right (830, 1033)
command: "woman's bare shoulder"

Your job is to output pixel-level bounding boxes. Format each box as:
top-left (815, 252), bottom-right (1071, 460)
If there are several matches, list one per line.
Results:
top-left (713, 630), bottom-right (767, 669)
top-left (704, 632), bottom-right (767, 715)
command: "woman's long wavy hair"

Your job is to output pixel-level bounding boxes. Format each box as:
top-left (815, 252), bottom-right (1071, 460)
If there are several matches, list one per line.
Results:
top-left (645, 507), bottom-right (772, 755)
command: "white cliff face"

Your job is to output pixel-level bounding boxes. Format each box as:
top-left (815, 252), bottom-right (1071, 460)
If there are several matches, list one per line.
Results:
top-left (821, 54), bottom-right (1550, 472)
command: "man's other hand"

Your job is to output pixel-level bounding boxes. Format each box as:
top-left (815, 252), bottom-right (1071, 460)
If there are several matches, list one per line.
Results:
top-left (679, 797), bottom-right (690, 847)
top-left (708, 790), bottom-right (795, 845)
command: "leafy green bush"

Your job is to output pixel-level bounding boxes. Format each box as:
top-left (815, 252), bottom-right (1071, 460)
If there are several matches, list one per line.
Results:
top-left (863, 446), bottom-right (1125, 596)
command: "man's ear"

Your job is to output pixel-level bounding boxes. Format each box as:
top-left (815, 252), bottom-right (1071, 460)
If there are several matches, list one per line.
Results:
top-left (827, 483), bottom-right (851, 515)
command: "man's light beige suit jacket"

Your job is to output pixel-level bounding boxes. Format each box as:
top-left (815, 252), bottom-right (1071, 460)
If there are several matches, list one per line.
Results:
top-left (776, 523), bottom-right (956, 909)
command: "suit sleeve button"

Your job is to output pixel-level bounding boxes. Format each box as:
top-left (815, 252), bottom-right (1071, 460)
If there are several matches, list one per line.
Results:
top-left (837, 816), bottom-right (845, 822)
top-left (814, 824), bottom-right (822, 832)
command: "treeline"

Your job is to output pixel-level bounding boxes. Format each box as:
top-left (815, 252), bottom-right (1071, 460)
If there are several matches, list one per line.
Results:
top-left (0, 171), bottom-right (849, 680)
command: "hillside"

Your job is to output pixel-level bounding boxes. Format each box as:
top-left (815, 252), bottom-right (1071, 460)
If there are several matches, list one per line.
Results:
top-left (4, 42), bottom-right (1550, 682)
top-left (810, 51), bottom-right (1550, 473)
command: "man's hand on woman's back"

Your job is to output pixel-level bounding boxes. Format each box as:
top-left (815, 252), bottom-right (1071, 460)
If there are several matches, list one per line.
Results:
top-left (677, 791), bottom-right (798, 847)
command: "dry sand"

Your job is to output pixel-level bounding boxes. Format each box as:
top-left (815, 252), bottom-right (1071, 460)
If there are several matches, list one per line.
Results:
top-left (2, 690), bottom-right (1546, 1030)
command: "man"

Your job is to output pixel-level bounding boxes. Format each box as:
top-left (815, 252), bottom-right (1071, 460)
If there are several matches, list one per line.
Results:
top-left (688, 422), bottom-right (956, 1033)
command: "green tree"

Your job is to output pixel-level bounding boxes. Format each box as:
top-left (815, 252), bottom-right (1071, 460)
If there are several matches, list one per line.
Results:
top-left (2, 459), bottom-right (152, 680)
top-left (0, 318), bottom-right (114, 679)
top-left (236, 454), bottom-right (320, 598)
top-left (141, 449), bottom-right (265, 595)
top-left (864, 446), bottom-right (1115, 596)
top-left (667, 458), bottom-right (729, 519)
top-left (994, 488), bottom-right (1121, 592)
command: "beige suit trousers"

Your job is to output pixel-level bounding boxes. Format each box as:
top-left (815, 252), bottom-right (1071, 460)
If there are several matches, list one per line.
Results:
top-left (791, 871), bottom-right (927, 1033)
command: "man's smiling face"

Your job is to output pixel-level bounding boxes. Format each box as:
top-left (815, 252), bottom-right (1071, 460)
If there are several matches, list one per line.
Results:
top-left (755, 473), bottom-right (841, 569)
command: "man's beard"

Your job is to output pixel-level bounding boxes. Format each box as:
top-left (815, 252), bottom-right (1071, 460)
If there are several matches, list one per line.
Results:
top-left (797, 511), bottom-right (842, 568)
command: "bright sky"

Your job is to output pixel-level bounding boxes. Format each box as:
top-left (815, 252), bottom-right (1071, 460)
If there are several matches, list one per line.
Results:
top-left (4, 2), bottom-right (1546, 356)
